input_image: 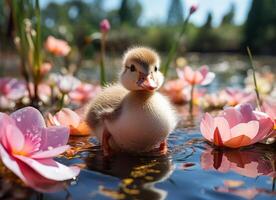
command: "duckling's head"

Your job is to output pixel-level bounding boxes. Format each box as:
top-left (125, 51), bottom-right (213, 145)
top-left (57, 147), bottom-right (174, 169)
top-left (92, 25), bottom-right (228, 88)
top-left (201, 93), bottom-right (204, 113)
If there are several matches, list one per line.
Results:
top-left (120, 47), bottom-right (164, 92)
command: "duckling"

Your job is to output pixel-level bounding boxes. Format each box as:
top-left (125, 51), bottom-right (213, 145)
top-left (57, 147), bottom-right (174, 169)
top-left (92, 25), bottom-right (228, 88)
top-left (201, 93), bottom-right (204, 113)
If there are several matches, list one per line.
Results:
top-left (86, 47), bottom-right (177, 156)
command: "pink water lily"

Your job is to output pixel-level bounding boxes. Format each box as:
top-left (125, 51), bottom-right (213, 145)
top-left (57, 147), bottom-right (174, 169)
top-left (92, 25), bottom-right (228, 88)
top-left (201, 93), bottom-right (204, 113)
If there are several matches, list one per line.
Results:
top-left (161, 79), bottom-right (206, 105)
top-left (69, 83), bottom-right (101, 104)
top-left (47, 108), bottom-right (91, 136)
top-left (29, 83), bottom-right (52, 103)
top-left (224, 88), bottom-right (255, 106)
top-left (0, 78), bottom-right (27, 100)
top-left (200, 103), bottom-right (274, 148)
top-left (176, 65), bottom-right (215, 86)
top-left (100, 19), bottom-right (111, 33)
top-left (45, 36), bottom-right (71, 56)
top-left (56, 75), bottom-right (81, 94)
top-left (0, 107), bottom-right (80, 191)
top-left (201, 91), bottom-right (228, 109)
top-left (0, 78), bottom-right (27, 109)
top-left (161, 79), bottom-right (188, 104)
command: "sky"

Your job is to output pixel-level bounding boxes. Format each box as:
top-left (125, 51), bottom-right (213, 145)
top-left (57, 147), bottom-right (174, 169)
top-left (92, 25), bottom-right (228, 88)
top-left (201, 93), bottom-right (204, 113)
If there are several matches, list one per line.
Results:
top-left (41, 0), bottom-right (253, 27)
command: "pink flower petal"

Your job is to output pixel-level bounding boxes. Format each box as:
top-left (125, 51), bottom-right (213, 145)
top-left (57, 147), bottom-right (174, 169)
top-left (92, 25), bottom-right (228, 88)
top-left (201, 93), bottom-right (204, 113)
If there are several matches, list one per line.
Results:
top-left (16, 160), bottom-right (66, 192)
top-left (214, 117), bottom-right (231, 142)
top-left (199, 65), bottom-right (209, 77)
top-left (193, 71), bottom-right (204, 84)
top-left (238, 104), bottom-right (257, 123)
top-left (31, 145), bottom-right (70, 159)
top-left (200, 113), bottom-right (214, 141)
top-left (262, 99), bottom-right (276, 119)
top-left (15, 155), bottom-right (80, 181)
top-left (223, 107), bottom-right (243, 128)
top-left (224, 135), bottom-right (252, 148)
top-left (184, 66), bottom-right (196, 84)
top-left (201, 72), bottom-right (215, 85)
top-left (40, 126), bottom-right (69, 151)
top-left (4, 124), bottom-right (25, 153)
top-left (54, 108), bottom-right (81, 128)
top-left (213, 127), bottom-right (224, 146)
top-left (0, 113), bottom-right (15, 144)
top-left (230, 121), bottom-right (259, 140)
top-left (0, 145), bottom-right (27, 183)
top-left (251, 114), bottom-right (274, 143)
top-left (11, 107), bottom-right (46, 136)
top-left (35, 158), bottom-right (58, 167)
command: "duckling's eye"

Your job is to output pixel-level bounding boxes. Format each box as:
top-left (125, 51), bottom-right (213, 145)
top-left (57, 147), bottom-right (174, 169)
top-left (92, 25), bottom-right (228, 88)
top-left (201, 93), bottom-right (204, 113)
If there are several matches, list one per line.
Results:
top-left (154, 66), bottom-right (158, 72)
top-left (130, 64), bottom-right (136, 72)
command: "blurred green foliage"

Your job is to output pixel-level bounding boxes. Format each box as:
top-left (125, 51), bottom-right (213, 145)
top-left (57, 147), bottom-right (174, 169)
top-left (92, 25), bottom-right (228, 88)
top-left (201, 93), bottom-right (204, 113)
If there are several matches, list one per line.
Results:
top-left (244, 0), bottom-right (276, 53)
top-left (0, 0), bottom-right (276, 55)
top-left (166, 0), bottom-right (184, 25)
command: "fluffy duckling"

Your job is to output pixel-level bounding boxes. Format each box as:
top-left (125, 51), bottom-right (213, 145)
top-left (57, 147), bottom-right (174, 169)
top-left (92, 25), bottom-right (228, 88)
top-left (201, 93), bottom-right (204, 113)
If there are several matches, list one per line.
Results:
top-left (86, 47), bottom-right (177, 156)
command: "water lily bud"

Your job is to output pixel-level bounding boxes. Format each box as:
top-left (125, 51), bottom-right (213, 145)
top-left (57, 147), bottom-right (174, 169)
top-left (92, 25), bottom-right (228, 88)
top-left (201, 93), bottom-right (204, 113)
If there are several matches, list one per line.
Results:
top-left (100, 19), bottom-right (110, 33)
top-left (189, 4), bottom-right (198, 14)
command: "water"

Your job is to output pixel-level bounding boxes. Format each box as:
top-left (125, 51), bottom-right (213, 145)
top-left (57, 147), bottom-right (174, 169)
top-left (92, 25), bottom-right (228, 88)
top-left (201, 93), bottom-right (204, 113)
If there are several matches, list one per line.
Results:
top-left (1, 107), bottom-right (273, 200)
top-left (0, 53), bottom-right (275, 199)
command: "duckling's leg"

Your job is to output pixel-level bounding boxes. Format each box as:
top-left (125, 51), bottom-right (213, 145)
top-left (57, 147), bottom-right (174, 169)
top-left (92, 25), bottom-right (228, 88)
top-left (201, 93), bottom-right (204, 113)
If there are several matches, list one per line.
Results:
top-left (159, 140), bottom-right (168, 155)
top-left (102, 128), bottom-right (112, 157)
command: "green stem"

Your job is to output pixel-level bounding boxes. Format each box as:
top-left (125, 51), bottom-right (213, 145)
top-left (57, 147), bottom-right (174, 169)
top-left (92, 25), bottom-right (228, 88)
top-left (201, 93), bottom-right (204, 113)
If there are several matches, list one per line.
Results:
top-left (57, 93), bottom-right (66, 111)
top-left (246, 47), bottom-right (262, 110)
top-left (100, 32), bottom-right (106, 86)
top-left (162, 14), bottom-right (191, 78)
top-left (12, 0), bottom-right (33, 101)
top-left (189, 84), bottom-right (195, 114)
top-left (33, 0), bottom-right (42, 104)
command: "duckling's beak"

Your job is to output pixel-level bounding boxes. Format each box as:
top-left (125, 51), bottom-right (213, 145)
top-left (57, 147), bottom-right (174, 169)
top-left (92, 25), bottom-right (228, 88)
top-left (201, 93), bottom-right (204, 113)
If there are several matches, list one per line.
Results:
top-left (137, 72), bottom-right (158, 91)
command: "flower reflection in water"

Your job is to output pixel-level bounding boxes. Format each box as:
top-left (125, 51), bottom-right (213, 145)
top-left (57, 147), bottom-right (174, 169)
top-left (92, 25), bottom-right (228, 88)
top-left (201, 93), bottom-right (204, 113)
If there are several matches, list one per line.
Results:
top-left (201, 144), bottom-right (276, 198)
top-left (201, 145), bottom-right (275, 177)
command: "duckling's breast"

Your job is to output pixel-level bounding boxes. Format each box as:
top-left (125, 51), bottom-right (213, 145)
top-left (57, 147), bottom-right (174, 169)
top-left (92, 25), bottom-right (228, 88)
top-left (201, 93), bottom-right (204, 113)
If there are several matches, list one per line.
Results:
top-left (105, 91), bottom-right (177, 152)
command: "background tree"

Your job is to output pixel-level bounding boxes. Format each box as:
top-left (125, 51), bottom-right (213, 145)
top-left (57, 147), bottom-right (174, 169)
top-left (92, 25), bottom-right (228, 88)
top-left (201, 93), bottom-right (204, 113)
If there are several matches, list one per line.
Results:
top-left (221, 3), bottom-right (235, 25)
top-left (244, 0), bottom-right (276, 53)
top-left (191, 12), bottom-right (220, 51)
top-left (166, 0), bottom-right (184, 25)
top-left (118, 0), bottom-right (142, 26)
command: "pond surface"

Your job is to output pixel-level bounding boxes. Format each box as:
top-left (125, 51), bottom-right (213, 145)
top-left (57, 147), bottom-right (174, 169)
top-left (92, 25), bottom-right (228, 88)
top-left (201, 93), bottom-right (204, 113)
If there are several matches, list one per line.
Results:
top-left (0, 53), bottom-right (275, 199)
top-left (1, 106), bottom-right (275, 200)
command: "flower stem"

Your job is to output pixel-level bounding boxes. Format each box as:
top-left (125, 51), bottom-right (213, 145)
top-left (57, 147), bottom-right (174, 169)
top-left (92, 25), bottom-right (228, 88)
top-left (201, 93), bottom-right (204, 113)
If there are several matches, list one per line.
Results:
top-left (57, 93), bottom-right (65, 111)
top-left (189, 84), bottom-right (195, 114)
top-left (12, 0), bottom-right (33, 101)
top-left (100, 32), bottom-right (106, 86)
top-left (33, 0), bottom-right (42, 106)
top-left (246, 47), bottom-right (262, 110)
top-left (162, 14), bottom-right (191, 78)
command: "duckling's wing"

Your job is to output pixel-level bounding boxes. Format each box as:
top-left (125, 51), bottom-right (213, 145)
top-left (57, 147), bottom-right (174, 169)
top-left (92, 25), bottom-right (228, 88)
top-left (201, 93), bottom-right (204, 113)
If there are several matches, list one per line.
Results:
top-left (85, 84), bottom-right (128, 128)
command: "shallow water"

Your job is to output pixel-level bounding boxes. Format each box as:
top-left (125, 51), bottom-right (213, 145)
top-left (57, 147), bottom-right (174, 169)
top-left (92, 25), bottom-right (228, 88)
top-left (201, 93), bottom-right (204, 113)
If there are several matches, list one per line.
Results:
top-left (0, 106), bottom-right (273, 200)
top-left (0, 53), bottom-right (275, 199)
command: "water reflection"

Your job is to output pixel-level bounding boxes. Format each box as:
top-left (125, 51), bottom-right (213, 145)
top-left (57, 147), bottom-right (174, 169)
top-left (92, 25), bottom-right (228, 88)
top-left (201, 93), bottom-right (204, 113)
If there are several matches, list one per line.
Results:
top-left (200, 144), bottom-right (276, 178)
top-left (86, 148), bottom-right (173, 200)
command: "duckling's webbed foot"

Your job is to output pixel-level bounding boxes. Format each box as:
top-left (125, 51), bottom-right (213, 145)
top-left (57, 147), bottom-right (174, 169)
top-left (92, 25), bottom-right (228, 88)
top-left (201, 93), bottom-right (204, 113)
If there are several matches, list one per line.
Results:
top-left (102, 128), bottom-right (112, 157)
top-left (159, 140), bottom-right (168, 155)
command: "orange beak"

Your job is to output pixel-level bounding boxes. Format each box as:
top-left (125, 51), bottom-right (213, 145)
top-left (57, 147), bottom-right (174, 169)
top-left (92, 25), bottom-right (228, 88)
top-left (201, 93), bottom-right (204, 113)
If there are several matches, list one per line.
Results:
top-left (137, 72), bottom-right (158, 91)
